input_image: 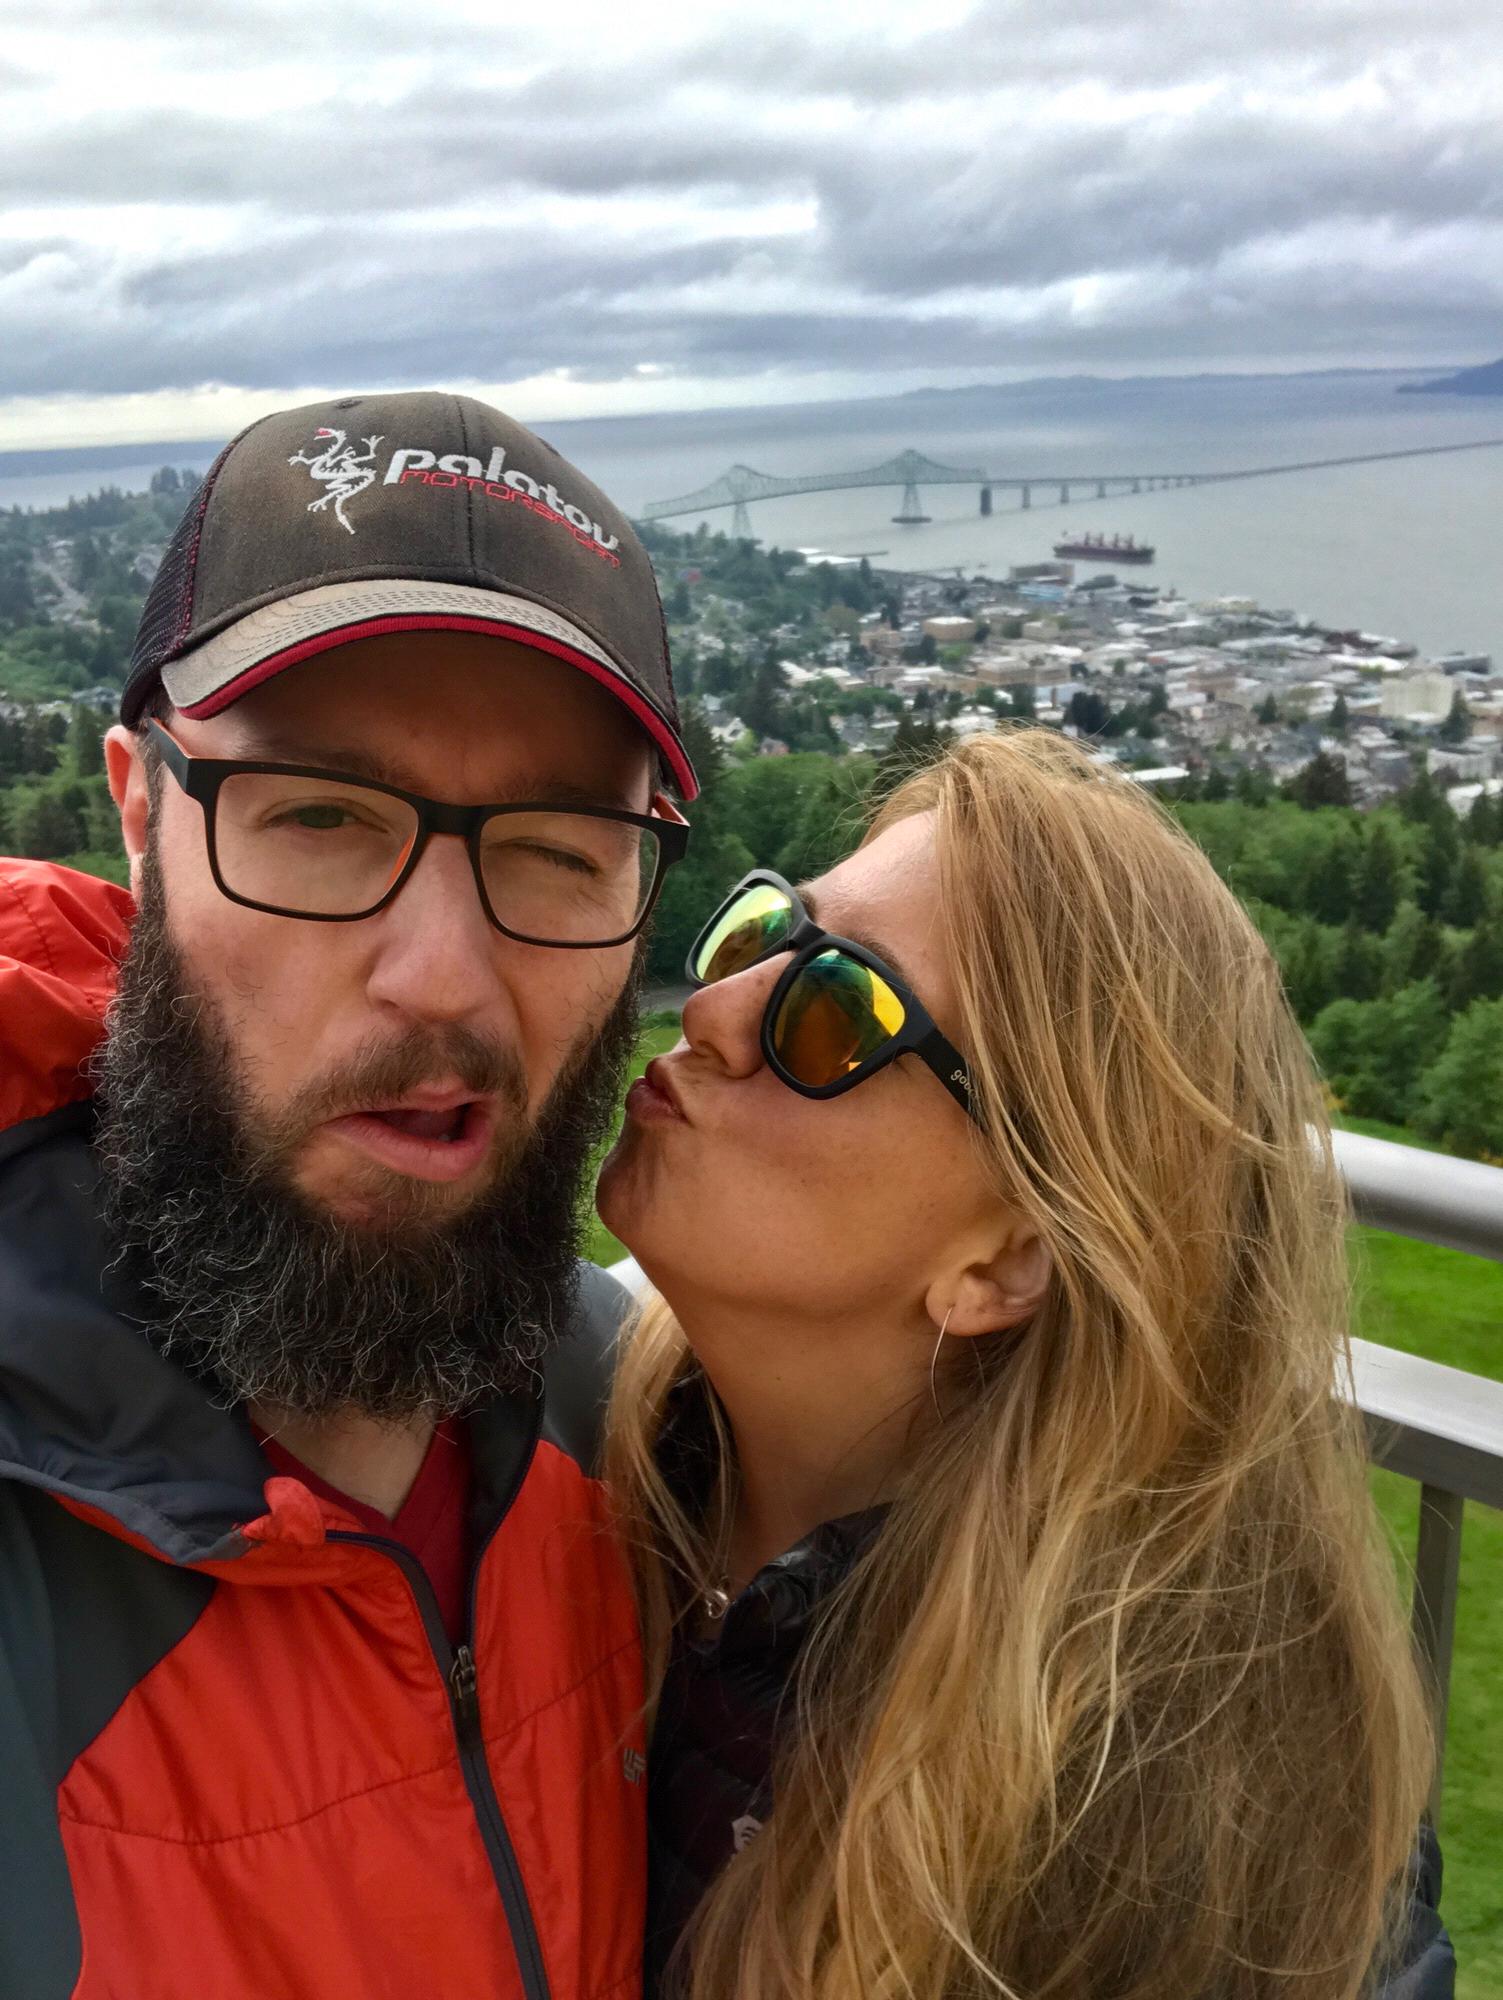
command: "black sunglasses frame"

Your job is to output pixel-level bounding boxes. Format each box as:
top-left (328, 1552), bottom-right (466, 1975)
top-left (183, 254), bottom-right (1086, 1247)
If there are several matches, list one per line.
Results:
top-left (146, 718), bottom-right (691, 949)
top-left (686, 869), bottom-right (981, 1122)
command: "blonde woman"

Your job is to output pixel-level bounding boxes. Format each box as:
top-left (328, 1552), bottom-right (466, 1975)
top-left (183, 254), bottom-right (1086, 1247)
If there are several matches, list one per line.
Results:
top-left (597, 729), bottom-right (1452, 2000)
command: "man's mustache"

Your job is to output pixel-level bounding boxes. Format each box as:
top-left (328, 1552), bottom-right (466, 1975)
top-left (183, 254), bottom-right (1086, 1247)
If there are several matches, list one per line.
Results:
top-left (259, 1024), bottom-right (528, 1153)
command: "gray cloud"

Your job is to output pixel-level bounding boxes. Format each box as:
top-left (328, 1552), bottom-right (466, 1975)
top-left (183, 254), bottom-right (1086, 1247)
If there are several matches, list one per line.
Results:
top-left (3, 0), bottom-right (1502, 410)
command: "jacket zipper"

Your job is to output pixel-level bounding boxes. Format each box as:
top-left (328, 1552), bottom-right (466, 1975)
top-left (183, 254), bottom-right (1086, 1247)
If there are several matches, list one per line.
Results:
top-left (328, 1531), bottom-right (552, 2000)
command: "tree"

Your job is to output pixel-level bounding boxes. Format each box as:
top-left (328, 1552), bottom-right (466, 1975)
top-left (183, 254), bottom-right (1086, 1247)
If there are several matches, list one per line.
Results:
top-left (871, 715), bottom-right (946, 800)
top-left (13, 790), bottom-right (86, 859)
top-left (1281, 918), bottom-right (1337, 1022)
top-left (1380, 902), bottom-right (1445, 996)
top-left (1437, 687), bottom-right (1471, 745)
top-left (69, 704), bottom-right (104, 779)
top-left (677, 701), bottom-right (724, 796)
top-left (1314, 981), bottom-right (1451, 1123)
top-left (20, 711), bottom-right (64, 776)
top-left (1414, 998), bottom-right (1503, 1156)
top-left (1395, 761), bottom-right (1450, 831)
top-left (1255, 693), bottom-right (1279, 724)
top-left (1445, 914), bottom-right (1503, 1010)
top-left (1353, 819), bottom-right (1401, 932)
top-left (719, 753), bottom-right (837, 868)
top-left (1463, 790), bottom-right (1500, 846)
top-left (1065, 689), bottom-right (1109, 735)
top-left (1442, 845), bottom-right (1489, 928)
top-left (1007, 682), bottom-right (1036, 718)
top-left (1202, 767), bottom-right (1232, 803)
top-left (1308, 998), bottom-right (1368, 1098)
top-left (774, 756), bottom-right (876, 883)
top-left (696, 644), bottom-right (740, 698)
top-left (1414, 815), bottom-right (1459, 919)
top-left (1303, 832), bottom-right (1356, 926)
top-left (643, 705), bottom-right (755, 983)
top-left (72, 533), bottom-right (104, 589)
top-left (1327, 691), bottom-right (1349, 738)
top-left (1233, 765), bottom-right (1274, 806)
top-left (1331, 919), bottom-right (1383, 1002)
top-left (741, 651), bottom-right (788, 740)
top-left (1285, 751), bottom-right (1352, 809)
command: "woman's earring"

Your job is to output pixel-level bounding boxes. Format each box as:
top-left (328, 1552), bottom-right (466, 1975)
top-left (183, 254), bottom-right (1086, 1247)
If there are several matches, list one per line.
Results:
top-left (929, 1306), bottom-right (954, 1421)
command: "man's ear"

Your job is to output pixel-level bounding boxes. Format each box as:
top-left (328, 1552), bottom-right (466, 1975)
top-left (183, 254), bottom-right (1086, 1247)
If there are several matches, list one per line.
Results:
top-left (924, 1222), bottom-right (1052, 1341)
top-left (104, 726), bottom-right (151, 896)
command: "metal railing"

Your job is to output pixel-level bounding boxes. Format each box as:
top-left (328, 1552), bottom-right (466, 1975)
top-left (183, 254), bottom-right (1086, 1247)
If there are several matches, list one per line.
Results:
top-left (609, 1129), bottom-right (1503, 1827)
top-left (1335, 1129), bottom-right (1503, 1827)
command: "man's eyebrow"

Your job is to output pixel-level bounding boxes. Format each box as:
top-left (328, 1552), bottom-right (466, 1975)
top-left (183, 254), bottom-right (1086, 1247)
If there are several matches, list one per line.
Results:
top-left (235, 739), bottom-right (639, 810)
top-left (798, 882), bottom-right (920, 992)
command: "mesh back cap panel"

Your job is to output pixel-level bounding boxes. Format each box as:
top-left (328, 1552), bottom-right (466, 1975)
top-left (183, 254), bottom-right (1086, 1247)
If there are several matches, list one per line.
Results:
top-left (129, 434), bottom-right (241, 691)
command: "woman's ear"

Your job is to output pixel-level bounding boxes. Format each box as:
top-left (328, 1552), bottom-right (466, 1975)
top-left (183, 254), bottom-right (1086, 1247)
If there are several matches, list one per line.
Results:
top-left (925, 1223), bottom-right (1052, 1341)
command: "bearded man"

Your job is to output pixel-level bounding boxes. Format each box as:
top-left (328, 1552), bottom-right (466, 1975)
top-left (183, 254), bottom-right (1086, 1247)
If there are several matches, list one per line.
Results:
top-left (0, 392), bottom-right (695, 2000)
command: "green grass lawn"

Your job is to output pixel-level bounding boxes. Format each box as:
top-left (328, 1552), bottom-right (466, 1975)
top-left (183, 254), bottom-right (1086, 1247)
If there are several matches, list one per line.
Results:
top-left (586, 1054), bottom-right (1501, 1990)
top-left (582, 1013), bottom-right (683, 1268)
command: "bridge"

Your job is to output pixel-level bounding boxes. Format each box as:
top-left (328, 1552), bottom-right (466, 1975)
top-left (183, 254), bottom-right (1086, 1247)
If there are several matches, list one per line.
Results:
top-left (639, 436), bottom-right (1503, 538)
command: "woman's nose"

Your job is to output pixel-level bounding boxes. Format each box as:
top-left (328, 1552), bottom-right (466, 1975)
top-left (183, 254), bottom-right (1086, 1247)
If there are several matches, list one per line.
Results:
top-left (679, 958), bottom-right (783, 1080)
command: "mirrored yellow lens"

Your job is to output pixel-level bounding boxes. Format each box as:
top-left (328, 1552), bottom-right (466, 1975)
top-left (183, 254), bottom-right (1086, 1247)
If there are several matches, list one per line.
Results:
top-left (694, 882), bottom-right (794, 981)
top-left (773, 949), bottom-right (906, 1088)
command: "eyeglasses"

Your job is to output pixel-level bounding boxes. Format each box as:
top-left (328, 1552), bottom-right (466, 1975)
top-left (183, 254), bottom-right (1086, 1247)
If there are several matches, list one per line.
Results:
top-left (147, 719), bottom-right (690, 948)
top-left (686, 869), bottom-right (980, 1121)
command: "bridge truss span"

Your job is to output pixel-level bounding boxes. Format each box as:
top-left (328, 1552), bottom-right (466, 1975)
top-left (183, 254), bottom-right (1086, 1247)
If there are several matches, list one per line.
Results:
top-left (638, 435), bottom-right (1503, 539)
top-left (641, 450), bottom-right (986, 536)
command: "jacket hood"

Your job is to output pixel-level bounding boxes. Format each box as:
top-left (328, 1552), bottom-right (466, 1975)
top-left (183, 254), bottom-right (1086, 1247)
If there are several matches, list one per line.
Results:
top-left (0, 859), bottom-right (131, 1151)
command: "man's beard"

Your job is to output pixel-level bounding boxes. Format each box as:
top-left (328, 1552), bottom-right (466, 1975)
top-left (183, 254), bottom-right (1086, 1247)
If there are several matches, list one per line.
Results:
top-left (95, 848), bottom-right (641, 1422)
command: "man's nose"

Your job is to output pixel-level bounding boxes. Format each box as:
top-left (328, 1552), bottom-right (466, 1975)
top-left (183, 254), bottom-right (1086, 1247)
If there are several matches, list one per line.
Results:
top-left (679, 956), bottom-right (783, 1081)
top-left (362, 833), bottom-right (508, 1025)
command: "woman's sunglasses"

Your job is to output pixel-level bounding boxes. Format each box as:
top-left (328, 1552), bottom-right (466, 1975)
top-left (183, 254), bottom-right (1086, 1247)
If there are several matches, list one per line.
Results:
top-left (685, 870), bottom-right (981, 1122)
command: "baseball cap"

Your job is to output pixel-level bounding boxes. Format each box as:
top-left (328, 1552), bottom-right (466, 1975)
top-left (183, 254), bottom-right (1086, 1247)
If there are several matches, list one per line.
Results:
top-left (121, 390), bottom-right (698, 799)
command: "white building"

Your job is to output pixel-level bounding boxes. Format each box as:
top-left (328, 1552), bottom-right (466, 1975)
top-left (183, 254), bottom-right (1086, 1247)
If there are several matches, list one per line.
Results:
top-left (1380, 671), bottom-right (1454, 724)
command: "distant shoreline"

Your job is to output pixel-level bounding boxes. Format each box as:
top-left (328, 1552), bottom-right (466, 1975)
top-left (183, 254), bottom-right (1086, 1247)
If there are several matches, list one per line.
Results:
top-left (0, 438), bottom-right (222, 480)
top-left (0, 362), bottom-right (1475, 481)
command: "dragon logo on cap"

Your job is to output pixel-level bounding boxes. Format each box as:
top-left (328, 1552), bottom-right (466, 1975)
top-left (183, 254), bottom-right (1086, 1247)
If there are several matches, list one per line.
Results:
top-left (288, 428), bottom-right (383, 535)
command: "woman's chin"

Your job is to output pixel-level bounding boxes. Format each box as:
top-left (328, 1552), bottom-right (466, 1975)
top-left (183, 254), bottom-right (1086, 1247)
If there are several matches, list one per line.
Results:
top-left (594, 1139), bottom-right (642, 1252)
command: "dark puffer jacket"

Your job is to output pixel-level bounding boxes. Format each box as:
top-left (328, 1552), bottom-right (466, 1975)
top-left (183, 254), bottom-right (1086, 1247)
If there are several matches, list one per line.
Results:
top-left (646, 1508), bottom-right (1456, 1998)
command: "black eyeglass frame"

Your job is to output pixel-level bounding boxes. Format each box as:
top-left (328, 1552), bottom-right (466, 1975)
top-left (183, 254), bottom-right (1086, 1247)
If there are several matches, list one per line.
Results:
top-left (686, 868), bottom-right (981, 1122)
top-left (146, 718), bottom-right (691, 948)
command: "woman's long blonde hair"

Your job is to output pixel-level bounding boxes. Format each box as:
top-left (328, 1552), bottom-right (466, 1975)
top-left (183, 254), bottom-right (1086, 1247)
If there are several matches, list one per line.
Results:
top-left (606, 728), bottom-right (1432, 1999)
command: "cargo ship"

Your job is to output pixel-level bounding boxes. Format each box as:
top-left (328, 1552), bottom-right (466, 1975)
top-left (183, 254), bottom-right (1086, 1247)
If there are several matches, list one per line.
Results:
top-left (1052, 532), bottom-right (1154, 564)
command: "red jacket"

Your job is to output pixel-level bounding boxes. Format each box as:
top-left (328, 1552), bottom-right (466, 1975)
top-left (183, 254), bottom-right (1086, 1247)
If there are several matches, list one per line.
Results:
top-left (0, 860), bottom-right (645, 1999)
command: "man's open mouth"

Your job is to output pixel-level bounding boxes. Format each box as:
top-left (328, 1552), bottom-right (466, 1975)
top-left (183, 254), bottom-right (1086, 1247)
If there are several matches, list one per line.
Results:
top-left (320, 1098), bottom-right (498, 1183)
top-left (369, 1104), bottom-right (476, 1143)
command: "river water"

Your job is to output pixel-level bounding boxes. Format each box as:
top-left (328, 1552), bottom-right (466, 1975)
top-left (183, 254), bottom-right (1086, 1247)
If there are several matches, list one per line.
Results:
top-left (4, 368), bottom-right (1501, 661)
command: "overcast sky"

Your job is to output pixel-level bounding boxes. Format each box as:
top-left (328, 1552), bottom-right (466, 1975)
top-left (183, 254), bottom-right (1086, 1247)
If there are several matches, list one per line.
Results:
top-left (3, 0), bottom-right (1501, 447)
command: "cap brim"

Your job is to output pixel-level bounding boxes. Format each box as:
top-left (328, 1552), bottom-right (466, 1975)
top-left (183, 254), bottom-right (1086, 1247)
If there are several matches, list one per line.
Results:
top-left (160, 579), bottom-right (699, 800)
